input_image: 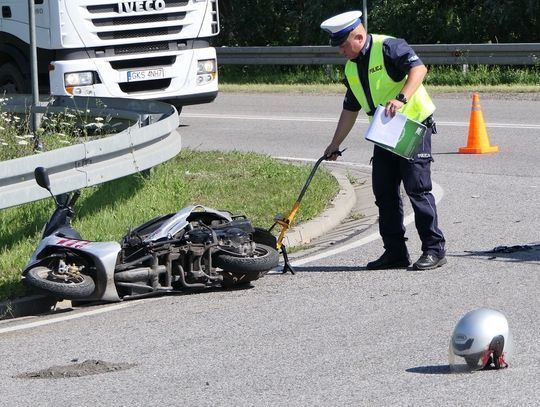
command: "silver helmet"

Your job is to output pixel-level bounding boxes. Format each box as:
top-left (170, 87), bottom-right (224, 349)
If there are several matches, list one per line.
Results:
top-left (449, 307), bottom-right (512, 372)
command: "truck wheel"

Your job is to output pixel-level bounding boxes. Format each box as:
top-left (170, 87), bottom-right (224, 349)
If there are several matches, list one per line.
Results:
top-left (0, 62), bottom-right (28, 94)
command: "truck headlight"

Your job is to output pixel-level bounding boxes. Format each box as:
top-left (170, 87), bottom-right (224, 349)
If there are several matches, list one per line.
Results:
top-left (197, 59), bottom-right (216, 75)
top-left (64, 72), bottom-right (95, 87)
top-left (196, 59), bottom-right (216, 85)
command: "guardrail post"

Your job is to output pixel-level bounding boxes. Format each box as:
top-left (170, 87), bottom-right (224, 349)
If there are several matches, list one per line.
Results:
top-left (27, 0), bottom-right (42, 138)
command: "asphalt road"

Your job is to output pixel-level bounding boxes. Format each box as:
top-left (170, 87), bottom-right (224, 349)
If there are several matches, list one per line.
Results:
top-left (0, 91), bottom-right (539, 406)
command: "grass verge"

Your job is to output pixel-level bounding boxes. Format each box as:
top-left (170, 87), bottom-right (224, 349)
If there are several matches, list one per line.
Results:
top-left (0, 149), bottom-right (338, 301)
top-left (218, 64), bottom-right (540, 95)
top-left (220, 83), bottom-right (540, 95)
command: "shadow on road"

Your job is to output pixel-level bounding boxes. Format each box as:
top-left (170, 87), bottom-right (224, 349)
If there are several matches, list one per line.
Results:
top-left (406, 364), bottom-right (451, 374)
top-left (454, 243), bottom-right (540, 263)
top-left (282, 265), bottom-right (367, 273)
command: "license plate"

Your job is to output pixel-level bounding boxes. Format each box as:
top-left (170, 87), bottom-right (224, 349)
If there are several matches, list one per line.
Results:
top-left (127, 68), bottom-right (164, 82)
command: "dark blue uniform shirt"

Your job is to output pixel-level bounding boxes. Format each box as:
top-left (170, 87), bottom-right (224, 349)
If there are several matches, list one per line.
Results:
top-left (343, 34), bottom-right (425, 113)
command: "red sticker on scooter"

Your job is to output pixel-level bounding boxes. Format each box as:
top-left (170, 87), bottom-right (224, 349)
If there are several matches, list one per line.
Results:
top-left (56, 238), bottom-right (91, 249)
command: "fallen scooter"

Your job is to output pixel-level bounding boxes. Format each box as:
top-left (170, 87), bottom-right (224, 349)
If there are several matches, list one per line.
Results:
top-left (22, 167), bottom-right (279, 302)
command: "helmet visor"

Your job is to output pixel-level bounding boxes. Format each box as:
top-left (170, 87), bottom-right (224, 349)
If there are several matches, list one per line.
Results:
top-left (448, 335), bottom-right (509, 373)
top-left (448, 342), bottom-right (491, 372)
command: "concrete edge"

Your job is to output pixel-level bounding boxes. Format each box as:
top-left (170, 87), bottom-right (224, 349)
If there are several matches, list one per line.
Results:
top-left (281, 168), bottom-right (356, 248)
top-left (0, 295), bottom-right (57, 320)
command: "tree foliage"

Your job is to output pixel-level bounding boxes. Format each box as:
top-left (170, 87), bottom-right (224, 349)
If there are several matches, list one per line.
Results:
top-left (369, 0), bottom-right (540, 43)
top-left (217, 1), bottom-right (540, 46)
top-left (218, 1), bottom-right (347, 46)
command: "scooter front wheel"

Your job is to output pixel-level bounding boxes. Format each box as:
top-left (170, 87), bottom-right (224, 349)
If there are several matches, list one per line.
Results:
top-left (214, 244), bottom-right (279, 274)
top-left (25, 266), bottom-right (95, 300)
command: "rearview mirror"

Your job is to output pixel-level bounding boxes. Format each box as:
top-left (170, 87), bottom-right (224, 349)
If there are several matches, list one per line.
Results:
top-left (34, 167), bottom-right (51, 191)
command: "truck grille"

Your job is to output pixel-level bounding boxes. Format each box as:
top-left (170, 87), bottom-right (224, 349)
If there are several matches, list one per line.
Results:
top-left (210, 0), bottom-right (218, 34)
top-left (92, 12), bottom-right (187, 27)
top-left (110, 56), bottom-right (176, 69)
top-left (87, 0), bottom-right (193, 41)
top-left (119, 79), bottom-right (172, 93)
top-left (87, 1), bottom-right (189, 13)
top-left (113, 42), bottom-right (172, 55)
top-left (111, 56), bottom-right (176, 94)
top-left (98, 27), bottom-right (182, 40)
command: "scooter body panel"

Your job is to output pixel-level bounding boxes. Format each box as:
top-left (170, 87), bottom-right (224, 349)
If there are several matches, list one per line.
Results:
top-left (24, 235), bottom-right (122, 302)
top-left (141, 205), bottom-right (233, 242)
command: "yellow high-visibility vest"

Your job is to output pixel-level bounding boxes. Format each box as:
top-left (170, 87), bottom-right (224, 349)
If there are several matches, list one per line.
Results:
top-left (345, 34), bottom-right (435, 122)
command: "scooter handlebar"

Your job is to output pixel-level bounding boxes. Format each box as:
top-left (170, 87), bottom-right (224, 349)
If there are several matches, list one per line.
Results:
top-left (67, 190), bottom-right (81, 208)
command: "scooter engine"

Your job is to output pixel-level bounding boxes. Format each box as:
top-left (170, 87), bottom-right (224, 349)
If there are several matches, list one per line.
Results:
top-left (215, 227), bottom-right (254, 255)
top-left (186, 226), bottom-right (253, 253)
top-left (185, 228), bottom-right (212, 244)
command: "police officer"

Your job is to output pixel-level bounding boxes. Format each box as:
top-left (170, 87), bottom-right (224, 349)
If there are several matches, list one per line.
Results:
top-left (321, 11), bottom-right (446, 270)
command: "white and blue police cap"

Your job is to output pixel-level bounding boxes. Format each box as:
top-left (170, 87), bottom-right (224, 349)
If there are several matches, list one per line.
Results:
top-left (320, 11), bottom-right (363, 46)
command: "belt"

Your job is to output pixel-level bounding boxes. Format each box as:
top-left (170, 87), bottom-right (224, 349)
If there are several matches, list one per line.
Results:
top-left (422, 115), bottom-right (437, 134)
top-left (422, 115), bottom-right (435, 127)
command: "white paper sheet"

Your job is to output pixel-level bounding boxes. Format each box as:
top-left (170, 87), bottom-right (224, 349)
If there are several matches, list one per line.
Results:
top-left (364, 105), bottom-right (407, 148)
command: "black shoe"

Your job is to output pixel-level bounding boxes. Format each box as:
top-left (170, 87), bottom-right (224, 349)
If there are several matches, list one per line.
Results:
top-left (413, 253), bottom-right (447, 270)
top-left (366, 252), bottom-right (411, 270)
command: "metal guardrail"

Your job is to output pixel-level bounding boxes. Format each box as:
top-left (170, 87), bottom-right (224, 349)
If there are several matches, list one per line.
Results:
top-left (217, 43), bottom-right (540, 65)
top-left (0, 95), bottom-right (180, 210)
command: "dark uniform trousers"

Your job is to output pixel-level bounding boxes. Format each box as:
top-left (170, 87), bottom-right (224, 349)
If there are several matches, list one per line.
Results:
top-left (372, 127), bottom-right (446, 258)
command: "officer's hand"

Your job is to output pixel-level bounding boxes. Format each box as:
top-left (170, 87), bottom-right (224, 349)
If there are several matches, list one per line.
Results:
top-left (385, 99), bottom-right (404, 117)
top-left (324, 144), bottom-right (340, 161)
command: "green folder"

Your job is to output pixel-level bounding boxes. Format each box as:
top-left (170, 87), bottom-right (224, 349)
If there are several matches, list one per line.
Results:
top-left (365, 106), bottom-right (427, 160)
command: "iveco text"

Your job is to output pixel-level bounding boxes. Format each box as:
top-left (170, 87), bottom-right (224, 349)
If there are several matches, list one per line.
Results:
top-left (118, 0), bottom-right (166, 13)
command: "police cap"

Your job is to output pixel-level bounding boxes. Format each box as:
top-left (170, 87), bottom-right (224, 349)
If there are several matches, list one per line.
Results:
top-left (320, 11), bottom-right (363, 46)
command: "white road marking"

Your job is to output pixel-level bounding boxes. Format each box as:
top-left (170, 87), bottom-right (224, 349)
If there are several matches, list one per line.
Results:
top-left (182, 113), bottom-right (540, 130)
top-left (183, 112), bottom-right (349, 123)
top-left (0, 297), bottom-right (163, 334)
top-left (437, 121), bottom-right (540, 129)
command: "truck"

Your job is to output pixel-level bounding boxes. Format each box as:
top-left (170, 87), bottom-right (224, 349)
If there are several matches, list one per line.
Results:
top-left (0, 0), bottom-right (219, 112)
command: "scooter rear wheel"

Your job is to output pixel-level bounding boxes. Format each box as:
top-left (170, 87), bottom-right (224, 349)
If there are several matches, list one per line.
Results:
top-left (25, 266), bottom-right (95, 300)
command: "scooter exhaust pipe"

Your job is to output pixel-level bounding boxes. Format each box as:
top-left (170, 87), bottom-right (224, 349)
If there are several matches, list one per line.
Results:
top-left (114, 266), bottom-right (166, 282)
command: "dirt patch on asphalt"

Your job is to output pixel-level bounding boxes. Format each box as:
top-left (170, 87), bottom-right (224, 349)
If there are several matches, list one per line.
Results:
top-left (14, 359), bottom-right (137, 379)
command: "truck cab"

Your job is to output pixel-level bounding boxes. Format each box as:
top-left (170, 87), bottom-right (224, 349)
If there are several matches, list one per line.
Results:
top-left (0, 0), bottom-right (219, 111)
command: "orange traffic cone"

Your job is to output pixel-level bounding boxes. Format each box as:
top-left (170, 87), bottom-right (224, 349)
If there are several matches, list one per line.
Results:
top-left (458, 93), bottom-right (499, 154)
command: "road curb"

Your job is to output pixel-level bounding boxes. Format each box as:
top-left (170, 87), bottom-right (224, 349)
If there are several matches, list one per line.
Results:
top-left (0, 295), bottom-right (57, 320)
